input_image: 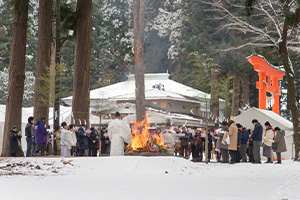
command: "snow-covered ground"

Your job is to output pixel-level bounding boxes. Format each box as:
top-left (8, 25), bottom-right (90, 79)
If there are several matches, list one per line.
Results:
top-left (0, 156), bottom-right (299, 200)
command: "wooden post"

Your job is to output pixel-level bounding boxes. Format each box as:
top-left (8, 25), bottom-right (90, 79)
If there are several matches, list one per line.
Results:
top-left (133, 0), bottom-right (146, 122)
top-left (272, 77), bottom-right (280, 114)
top-left (205, 101), bottom-right (208, 164)
top-left (258, 71), bottom-right (267, 110)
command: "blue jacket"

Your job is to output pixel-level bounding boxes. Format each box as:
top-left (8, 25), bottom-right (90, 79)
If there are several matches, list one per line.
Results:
top-left (252, 123), bottom-right (263, 141)
top-left (34, 121), bottom-right (47, 144)
top-left (78, 127), bottom-right (89, 150)
top-left (241, 128), bottom-right (249, 144)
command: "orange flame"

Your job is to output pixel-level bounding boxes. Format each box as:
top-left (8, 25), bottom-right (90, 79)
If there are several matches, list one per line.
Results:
top-left (129, 115), bottom-right (166, 152)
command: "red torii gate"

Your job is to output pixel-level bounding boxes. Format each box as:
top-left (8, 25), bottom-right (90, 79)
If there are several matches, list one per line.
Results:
top-left (247, 55), bottom-right (285, 115)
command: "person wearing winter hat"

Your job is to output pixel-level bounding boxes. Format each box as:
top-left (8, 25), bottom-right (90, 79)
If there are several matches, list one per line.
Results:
top-left (273, 127), bottom-right (287, 164)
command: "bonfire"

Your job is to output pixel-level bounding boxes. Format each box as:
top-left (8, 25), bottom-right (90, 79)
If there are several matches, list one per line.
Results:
top-left (127, 117), bottom-right (166, 153)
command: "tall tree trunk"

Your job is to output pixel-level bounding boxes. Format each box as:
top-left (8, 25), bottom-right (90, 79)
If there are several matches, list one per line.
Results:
top-left (133, 0), bottom-right (146, 122)
top-left (241, 75), bottom-right (250, 107)
top-left (1, 0), bottom-right (29, 157)
top-left (210, 64), bottom-right (220, 122)
top-left (34, 0), bottom-right (53, 121)
top-left (49, 42), bottom-right (56, 107)
top-left (54, 0), bottom-right (61, 131)
top-left (72, 0), bottom-right (92, 127)
top-left (231, 74), bottom-right (240, 116)
top-left (279, 15), bottom-right (300, 160)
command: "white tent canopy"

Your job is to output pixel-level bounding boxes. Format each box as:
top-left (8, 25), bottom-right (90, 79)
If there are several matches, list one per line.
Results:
top-left (233, 107), bottom-right (294, 159)
top-left (233, 107), bottom-right (293, 131)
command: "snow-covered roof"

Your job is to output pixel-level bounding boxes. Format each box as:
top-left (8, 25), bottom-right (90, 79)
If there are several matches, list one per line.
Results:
top-left (233, 107), bottom-right (293, 131)
top-left (63, 73), bottom-right (223, 104)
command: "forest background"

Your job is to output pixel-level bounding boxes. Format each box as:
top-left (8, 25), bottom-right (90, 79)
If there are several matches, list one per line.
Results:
top-left (0, 0), bottom-right (299, 120)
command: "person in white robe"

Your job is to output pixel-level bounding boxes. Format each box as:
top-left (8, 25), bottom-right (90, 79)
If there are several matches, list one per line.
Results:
top-left (108, 112), bottom-right (131, 156)
top-left (60, 122), bottom-right (77, 156)
top-left (162, 125), bottom-right (175, 154)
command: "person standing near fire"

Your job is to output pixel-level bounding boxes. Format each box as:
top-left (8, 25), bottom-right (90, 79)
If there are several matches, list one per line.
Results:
top-left (162, 122), bottom-right (176, 154)
top-left (179, 126), bottom-right (190, 158)
top-left (108, 112), bottom-right (131, 156)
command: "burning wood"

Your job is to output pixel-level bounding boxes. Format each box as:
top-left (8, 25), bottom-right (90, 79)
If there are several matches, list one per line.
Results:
top-left (127, 117), bottom-right (166, 153)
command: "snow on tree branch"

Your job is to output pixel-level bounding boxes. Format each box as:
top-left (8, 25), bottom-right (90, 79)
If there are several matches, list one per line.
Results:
top-left (202, 0), bottom-right (300, 53)
top-left (0, 68), bottom-right (35, 106)
top-left (146, 0), bottom-right (184, 61)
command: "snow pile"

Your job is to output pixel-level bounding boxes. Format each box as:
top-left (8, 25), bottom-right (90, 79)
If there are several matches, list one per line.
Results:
top-left (0, 156), bottom-right (300, 200)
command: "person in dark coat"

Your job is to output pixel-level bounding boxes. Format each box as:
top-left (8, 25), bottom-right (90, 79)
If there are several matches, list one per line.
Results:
top-left (195, 129), bottom-right (203, 162)
top-left (207, 130), bottom-right (213, 162)
top-left (25, 116), bottom-right (35, 157)
top-left (88, 127), bottom-right (99, 156)
top-left (273, 127), bottom-right (287, 164)
top-left (240, 127), bottom-right (249, 162)
top-left (190, 127), bottom-right (201, 162)
top-left (251, 119), bottom-right (263, 163)
top-left (78, 124), bottom-right (89, 156)
top-left (190, 127), bottom-right (197, 161)
top-left (10, 126), bottom-right (21, 157)
top-left (247, 129), bottom-right (254, 163)
top-left (179, 127), bottom-right (190, 158)
top-left (236, 123), bottom-right (243, 163)
top-left (34, 117), bottom-right (48, 156)
top-left (101, 126), bottom-right (110, 154)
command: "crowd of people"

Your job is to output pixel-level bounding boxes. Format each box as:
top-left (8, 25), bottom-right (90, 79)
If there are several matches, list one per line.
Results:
top-left (8, 115), bottom-right (287, 164)
top-left (167, 119), bottom-right (287, 164)
top-left (9, 116), bottom-right (111, 157)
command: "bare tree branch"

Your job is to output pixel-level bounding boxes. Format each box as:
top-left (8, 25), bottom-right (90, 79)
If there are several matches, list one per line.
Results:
top-left (215, 42), bottom-right (275, 52)
top-left (202, 1), bottom-right (278, 47)
top-left (258, 2), bottom-right (282, 37)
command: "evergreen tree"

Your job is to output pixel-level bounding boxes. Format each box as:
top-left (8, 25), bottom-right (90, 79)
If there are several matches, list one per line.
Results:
top-left (91, 0), bottom-right (133, 88)
top-left (0, 0), bottom-right (12, 71)
top-left (33, 0), bottom-right (53, 121)
top-left (1, 0), bottom-right (29, 157)
top-left (72, 0), bottom-right (93, 126)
